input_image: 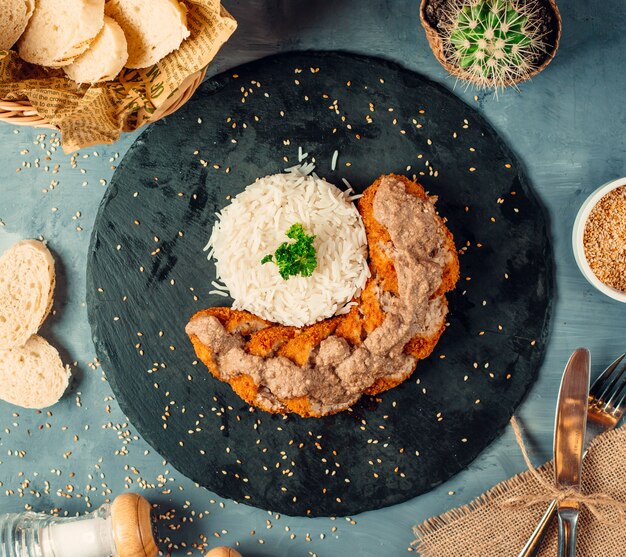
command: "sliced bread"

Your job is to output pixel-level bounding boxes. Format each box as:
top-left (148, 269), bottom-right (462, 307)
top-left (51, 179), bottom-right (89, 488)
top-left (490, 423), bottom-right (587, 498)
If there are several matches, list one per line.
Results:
top-left (106, 0), bottom-right (190, 69)
top-left (0, 240), bottom-right (55, 350)
top-left (0, 0), bottom-right (35, 51)
top-left (18, 0), bottom-right (105, 67)
top-left (0, 335), bottom-right (69, 409)
top-left (64, 16), bottom-right (128, 84)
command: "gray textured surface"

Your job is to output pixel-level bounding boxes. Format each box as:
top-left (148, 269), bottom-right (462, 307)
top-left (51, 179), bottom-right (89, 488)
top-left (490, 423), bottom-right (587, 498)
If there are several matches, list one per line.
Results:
top-left (0, 0), bottom-right (624, 555)
top-left (87, 50), bottom-right (553, 516)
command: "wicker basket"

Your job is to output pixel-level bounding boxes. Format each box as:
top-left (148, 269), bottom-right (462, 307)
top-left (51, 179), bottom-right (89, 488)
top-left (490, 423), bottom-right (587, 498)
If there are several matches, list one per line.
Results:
top-left (420, 0), bottom-right (562, 88)
top-left (0, 67), bottom-right (207, 130)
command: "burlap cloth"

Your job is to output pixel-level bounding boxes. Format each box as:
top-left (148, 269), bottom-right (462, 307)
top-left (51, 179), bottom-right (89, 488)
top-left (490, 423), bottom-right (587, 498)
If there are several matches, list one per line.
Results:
top-left (414, 421), bottom-right (626, 556)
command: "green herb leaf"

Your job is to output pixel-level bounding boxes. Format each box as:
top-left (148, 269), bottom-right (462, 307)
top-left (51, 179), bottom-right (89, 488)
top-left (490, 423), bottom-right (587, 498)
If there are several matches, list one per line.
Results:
top-left (262, 223), bottom-right (317, 280)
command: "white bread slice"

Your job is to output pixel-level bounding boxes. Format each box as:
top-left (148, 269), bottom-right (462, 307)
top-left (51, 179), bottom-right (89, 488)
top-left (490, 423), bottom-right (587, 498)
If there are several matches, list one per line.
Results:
top-left (0, 335), bottom-right (69, 409)
top-left (18, 0), bottom-right (105, 67)
top-left (64, 16), bottom-right (128, 84)
top-left (0, 0), bottom-right (35, 51)
top-left (106, 0), bottom-right (190, 69)
top-left (0, 240), bottom-right (55, 350)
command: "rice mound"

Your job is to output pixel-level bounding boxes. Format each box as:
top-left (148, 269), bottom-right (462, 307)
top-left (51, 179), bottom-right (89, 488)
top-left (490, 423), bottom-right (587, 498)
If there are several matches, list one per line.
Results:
top-left (206, 171), bottom-right (370, 327)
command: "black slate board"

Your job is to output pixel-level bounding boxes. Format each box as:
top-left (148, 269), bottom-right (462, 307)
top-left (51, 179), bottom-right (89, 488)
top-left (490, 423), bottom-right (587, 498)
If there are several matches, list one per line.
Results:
top-left (87, 51), bottom-right (553, 517)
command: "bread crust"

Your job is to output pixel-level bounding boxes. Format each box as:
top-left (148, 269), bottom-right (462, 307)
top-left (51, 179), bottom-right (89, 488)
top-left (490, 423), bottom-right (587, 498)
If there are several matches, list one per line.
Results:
top-left (106, 0), bottom-right (189, 69)
top-left (0, 334), bottom-right (68, 409)
top-left (0, 0), bottom-right (34, 51)
top-left (64, 16), bottom-right (128, 84)
top-left (0, 240), bottom-right (55, 350)
top-left (188, 175), bottom-right (460, 417)
top-left (17, 0), bottom-right (105, 67)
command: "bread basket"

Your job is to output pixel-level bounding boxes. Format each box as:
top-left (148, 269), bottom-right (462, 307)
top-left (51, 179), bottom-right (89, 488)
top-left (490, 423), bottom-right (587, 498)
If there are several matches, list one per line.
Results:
top-left (0, 67), bottom-right (207, 131)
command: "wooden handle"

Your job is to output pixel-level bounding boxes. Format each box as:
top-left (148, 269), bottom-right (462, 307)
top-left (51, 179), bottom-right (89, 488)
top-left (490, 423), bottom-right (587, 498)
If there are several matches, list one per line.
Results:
top-left (205, 547), bottom-right (243, 557)
top-left (111, 493), bottom-right (159, 557)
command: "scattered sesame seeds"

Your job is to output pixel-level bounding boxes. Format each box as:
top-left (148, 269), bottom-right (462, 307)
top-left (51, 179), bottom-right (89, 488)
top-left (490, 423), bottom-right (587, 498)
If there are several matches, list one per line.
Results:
top-left (0, 63), bottom-right (549, 546)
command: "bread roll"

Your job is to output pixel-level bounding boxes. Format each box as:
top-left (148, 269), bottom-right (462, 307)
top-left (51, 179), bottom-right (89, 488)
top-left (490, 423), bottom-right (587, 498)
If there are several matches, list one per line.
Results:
top-left (106, 0), bottom-right (190, 69)
top-left (18, 0), bottom-right (105, 67)
top-left (65, 16), bottom-right (128, 83)
top-left (0, 0), bottom-right (34, 51)
top-left (0, 335), bottom-right (69, 409)
top-left (0, 240), bottom-right (55, 350)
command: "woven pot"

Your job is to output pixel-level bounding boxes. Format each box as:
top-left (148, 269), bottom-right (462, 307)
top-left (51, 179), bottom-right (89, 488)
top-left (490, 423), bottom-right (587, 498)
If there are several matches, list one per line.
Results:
top-left (420, 0), bottom-right (562, 88)
top-left (0, 67), bottom-right (207, 130)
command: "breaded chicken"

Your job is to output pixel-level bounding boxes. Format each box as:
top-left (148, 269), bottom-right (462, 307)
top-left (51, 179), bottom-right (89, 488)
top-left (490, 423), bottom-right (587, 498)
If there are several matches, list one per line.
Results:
top-left (187, 174), bottom-right (460, 417)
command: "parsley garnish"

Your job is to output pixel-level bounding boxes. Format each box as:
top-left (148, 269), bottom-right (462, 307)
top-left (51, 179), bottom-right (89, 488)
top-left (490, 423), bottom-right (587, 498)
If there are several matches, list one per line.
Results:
top-left (262, 223), bottom-right (317, 280)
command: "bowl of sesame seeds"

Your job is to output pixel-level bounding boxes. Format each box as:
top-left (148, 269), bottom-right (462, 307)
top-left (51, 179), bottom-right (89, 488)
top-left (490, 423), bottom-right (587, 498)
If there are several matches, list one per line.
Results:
top-left (573, 177), bottom-right (626, 302)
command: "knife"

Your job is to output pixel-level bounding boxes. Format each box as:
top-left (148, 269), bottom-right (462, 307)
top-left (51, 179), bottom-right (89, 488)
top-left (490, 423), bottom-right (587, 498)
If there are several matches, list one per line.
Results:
top-left (554, 348), bottom-right (590, 557)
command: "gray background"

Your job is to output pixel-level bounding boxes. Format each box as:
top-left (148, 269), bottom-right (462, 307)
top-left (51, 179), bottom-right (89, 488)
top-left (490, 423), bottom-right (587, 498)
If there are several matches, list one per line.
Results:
top-left (0, 1), bottom-right (624, 555)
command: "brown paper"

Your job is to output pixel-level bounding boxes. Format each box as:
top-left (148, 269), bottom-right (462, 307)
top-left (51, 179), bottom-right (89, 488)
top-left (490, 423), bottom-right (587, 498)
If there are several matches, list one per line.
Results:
top-left (413, 424), bottom-right (626, 556)
top-left (0, 0), bottom-right (236, 153)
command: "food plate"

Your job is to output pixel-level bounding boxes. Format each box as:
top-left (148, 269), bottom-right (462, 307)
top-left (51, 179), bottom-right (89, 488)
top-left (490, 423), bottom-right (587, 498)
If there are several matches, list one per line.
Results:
top-left (87, 51), bottom-right (553, 516)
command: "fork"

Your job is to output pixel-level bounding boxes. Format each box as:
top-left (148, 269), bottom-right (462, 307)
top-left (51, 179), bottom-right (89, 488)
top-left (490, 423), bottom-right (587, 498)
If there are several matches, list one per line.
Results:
top-left (518, 353), bottom-right (626, 557)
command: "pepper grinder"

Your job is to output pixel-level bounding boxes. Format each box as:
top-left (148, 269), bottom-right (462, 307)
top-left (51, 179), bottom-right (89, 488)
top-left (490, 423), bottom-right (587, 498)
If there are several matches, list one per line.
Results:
top-left (0, 493), bottom-right (158, 557)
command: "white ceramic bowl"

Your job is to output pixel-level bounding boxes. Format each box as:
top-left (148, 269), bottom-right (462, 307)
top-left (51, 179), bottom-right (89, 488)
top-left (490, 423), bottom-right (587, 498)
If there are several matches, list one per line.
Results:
top-left (572, 176), bottom-right (626, 303)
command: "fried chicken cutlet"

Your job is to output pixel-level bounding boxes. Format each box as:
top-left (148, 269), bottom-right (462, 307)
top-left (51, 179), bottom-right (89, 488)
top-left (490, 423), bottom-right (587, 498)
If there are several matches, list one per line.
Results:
top-left (186, 174), bottom-right (460, 417)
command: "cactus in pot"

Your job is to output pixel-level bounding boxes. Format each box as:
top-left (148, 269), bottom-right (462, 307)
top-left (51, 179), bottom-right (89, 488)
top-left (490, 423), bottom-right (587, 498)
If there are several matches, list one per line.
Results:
top-left (420, 0), bottom-right (561, 90)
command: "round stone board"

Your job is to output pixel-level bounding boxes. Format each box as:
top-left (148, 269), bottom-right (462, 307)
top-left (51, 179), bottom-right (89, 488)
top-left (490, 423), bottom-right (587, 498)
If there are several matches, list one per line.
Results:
top-left (87, 51), bottom-right (553, 517)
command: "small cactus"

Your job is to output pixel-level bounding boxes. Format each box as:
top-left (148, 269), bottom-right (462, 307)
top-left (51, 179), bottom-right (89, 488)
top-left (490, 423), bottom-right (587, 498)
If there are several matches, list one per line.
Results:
top-left (442, 0), bottom-right (547, 89)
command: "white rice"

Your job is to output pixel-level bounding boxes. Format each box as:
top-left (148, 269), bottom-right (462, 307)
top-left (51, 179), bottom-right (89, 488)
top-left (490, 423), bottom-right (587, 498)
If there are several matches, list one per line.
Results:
top-left (208, 289), bottom-right (229, 297)
top-left (341, 177), bottom-right (363, 201)
top-left (206, 170), bottom-right (370, 327)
